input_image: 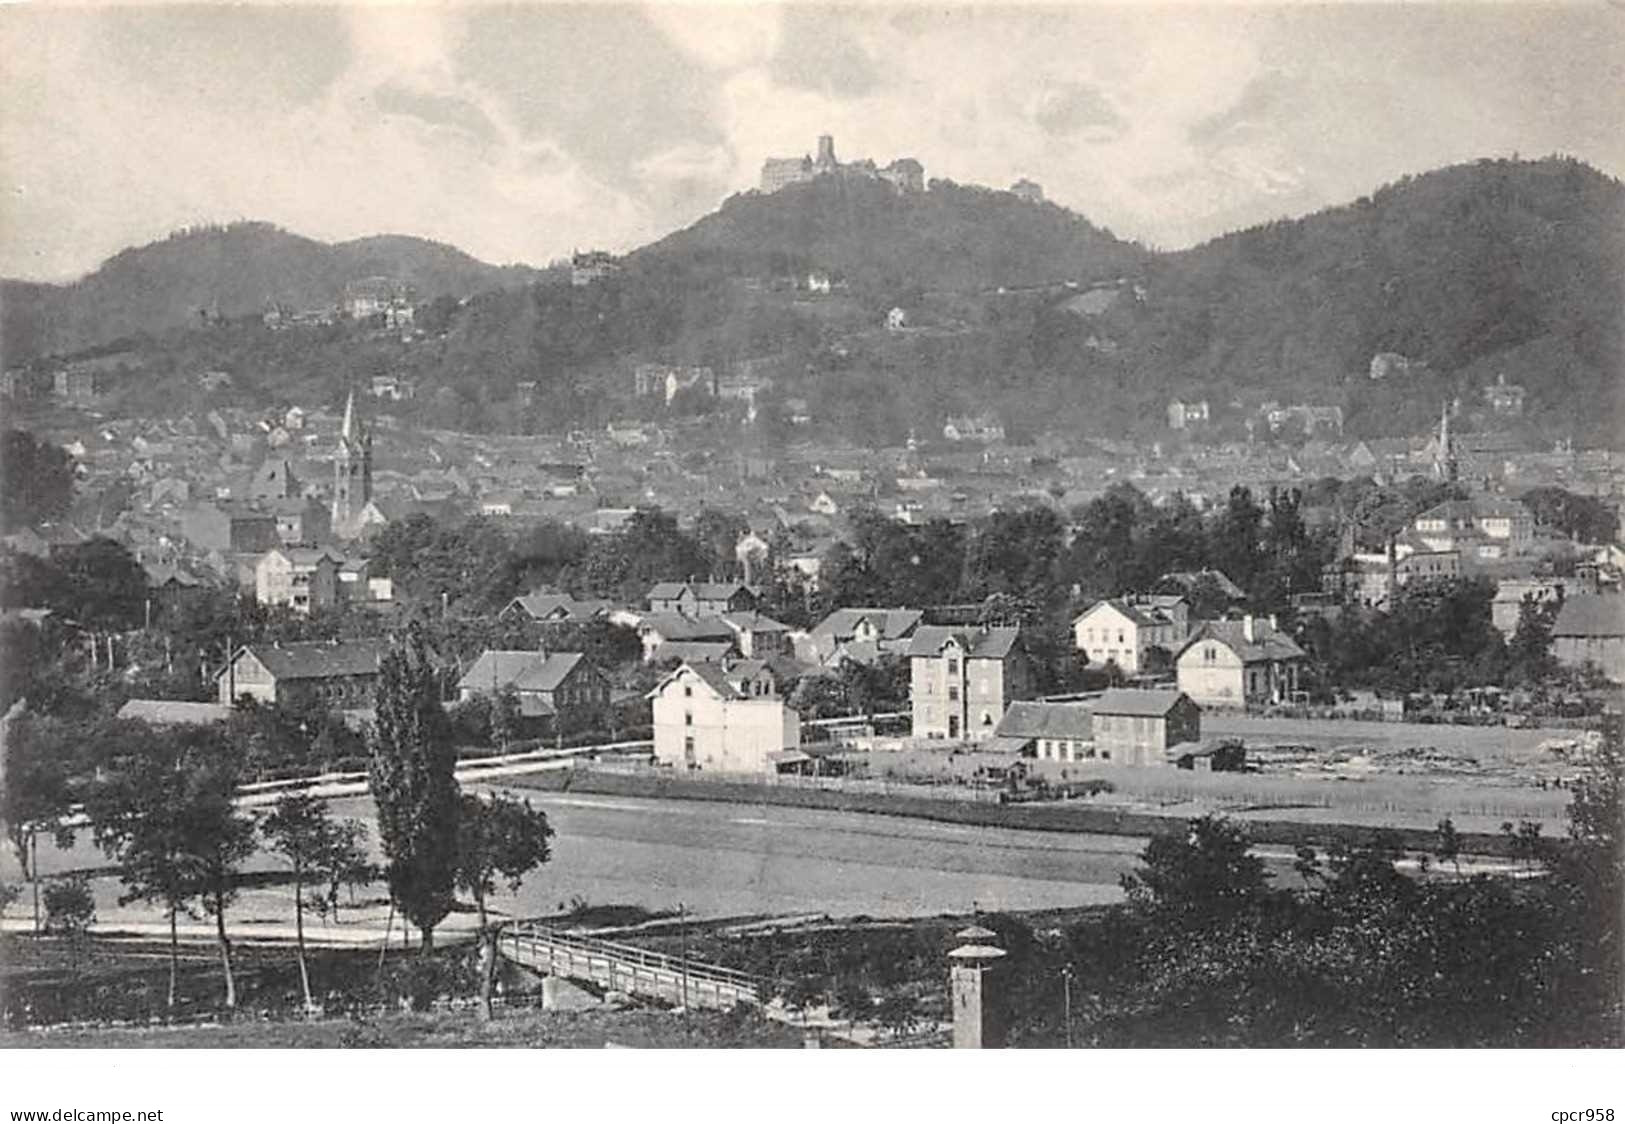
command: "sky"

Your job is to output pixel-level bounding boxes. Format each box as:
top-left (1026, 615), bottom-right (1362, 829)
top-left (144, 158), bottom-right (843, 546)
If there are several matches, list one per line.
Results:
top-left (1, 1), bottom-right (1622, 282)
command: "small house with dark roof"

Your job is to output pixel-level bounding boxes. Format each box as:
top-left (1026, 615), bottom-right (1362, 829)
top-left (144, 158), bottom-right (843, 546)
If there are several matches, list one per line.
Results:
top-left (648, 659), bottom-right (799, 772)
top-left (646, 580), bottom-right (758, 616)
top-left (634, 612), bottom-right (739, 663)
top-left (1092, 688), bottom-right (1201, 765)
top-left (456, 649), bottom-right (610, 730)
top-left (719, 611), bottom-right (793, 659)
top-left (1176, 617), bottom-right (1306, 708)
top-left (801, 607), bottom-right (924, 666)
top-left (993, 701), bottom-right (1095, 762)
top-left (499, 591), bottom-right (612, 626)
top-left (1157, 569), bottom-right (1247, 604)
top-left (117, 699), bottom-right (233, 726)
top-left (908, 625), bottom-right (1034, 741)
top-left (1550, 594), bottom-right (1625, 683)
top-left (216, 639), bottom-right (387, 710)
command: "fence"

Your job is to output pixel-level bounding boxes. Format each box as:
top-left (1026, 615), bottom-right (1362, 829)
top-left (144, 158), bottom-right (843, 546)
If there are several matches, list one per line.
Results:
top-left (576, 761), bottom-right (1006, 804)
top-left (502, 922), bottom-right (765, 1010)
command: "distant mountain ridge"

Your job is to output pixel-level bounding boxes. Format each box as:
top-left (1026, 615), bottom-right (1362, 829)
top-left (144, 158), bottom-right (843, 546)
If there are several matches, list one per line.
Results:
top-left (4, 157), bottom-right (1621, 444)
top-left (1, 222), bottom-right (541, 360)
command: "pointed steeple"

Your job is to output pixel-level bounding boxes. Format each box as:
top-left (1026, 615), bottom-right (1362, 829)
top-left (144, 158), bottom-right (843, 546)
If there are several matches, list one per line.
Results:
top-left (341, 390), bottom-right (356, 444)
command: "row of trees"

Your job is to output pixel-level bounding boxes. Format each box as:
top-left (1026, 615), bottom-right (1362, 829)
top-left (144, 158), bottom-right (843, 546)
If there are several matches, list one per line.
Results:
top-left (2, 628), bottom-right (556, 1022)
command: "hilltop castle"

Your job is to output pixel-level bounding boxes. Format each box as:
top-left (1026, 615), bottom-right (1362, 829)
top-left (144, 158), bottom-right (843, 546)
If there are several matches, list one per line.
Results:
top-left (760, 134), bottom-right (924, 195)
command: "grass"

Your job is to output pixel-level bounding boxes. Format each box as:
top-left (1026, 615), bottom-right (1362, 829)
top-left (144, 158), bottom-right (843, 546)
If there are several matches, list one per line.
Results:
top-left (1, 1007), bottom-right (804, 1049)
top-left (0, 931), bottom-right (802, 1048)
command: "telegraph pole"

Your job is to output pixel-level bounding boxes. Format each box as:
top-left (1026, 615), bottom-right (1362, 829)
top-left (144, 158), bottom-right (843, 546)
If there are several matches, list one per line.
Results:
top-left (679, 901), bottom-right (690, 1012)
top-left (1062, 964), bottom-right (1075, 1048)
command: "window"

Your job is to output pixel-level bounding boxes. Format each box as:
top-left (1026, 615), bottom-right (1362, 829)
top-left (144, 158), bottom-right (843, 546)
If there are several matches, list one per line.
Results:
top-left (684, 712), bottom-right (693, 726)
top-left (948, 684), bottom-right (959, 701)
top-left (683, 684), bottom-right (693, 698)
top-left (947, 658), bottom-right (959, 675)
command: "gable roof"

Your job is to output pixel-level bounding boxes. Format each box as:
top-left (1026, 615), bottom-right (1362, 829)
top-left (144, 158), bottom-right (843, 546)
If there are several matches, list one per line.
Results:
top-left (721, 611), bottom-right (791, 634)
top-left (117, 699), bottom-right (233, 726)
top-left (231, 639), bottom-right (386, 681)
top-left (1178, 621), bottom-right (1306, 664)
top-left (1093, 688), bottom-right (1192, 717)
top-left (648, 580), bottom-right (755, 603)
top-left (651, 659), bottom-right (777, 701)
top-left (1159, 569), bottom-right (1245, 600)
top-left (809, 607), bottom-right (924, 643)
top-left (907, 625), bottom-right (1022, 660)
top-left (1552, 594), bottom-right (1625, 639)
top-left (457, 650), bottom-right (589, 693)
top-left (994, 701), bottom-right (1094, 741)
top-left (505, 591), bottom-right (611, 621)
top-left (640, 612), bottom-right (736, 641)
top-left (653, 640), bottom-right (736, 664)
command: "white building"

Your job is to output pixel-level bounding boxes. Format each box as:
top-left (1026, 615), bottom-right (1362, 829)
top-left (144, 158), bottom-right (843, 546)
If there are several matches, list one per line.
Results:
top-left (1072, 595), bottom-right (1189, 674)
top-left (649, 661), bottom-right (800, 773)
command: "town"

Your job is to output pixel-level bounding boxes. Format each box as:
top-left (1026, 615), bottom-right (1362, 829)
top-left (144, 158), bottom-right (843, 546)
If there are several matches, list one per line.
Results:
top-left (1, 82), bottom-right (1621, 1075)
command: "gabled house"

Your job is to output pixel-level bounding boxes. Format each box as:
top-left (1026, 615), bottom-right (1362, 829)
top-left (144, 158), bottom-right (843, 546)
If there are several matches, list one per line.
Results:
top-left (1072, 595), bottom-right (1189, 674)
top-left (1091, 689), bottom-right (1202, 765)
top-left (254, 546), bottom-right (343, 615)
top-left (1550, 594), bottom-right (1625, 682)
top-left (1412, 498), bottom-right (1534, 559)
top-left (992, 701), bottom-right (1096, 762)
top-left (800, 607), bottom-right (924, 666)
top-left (499, 591), bottom-right (612, 626)
top-left (908, 626), bottom-right (1034, 741)
top-left (456, 650), bottom-right (611, 731)
top-left (648, 659), bottom-right (799, 773)
top-left (143, 562), bottom-right (207, 616)
top-left (1176, 617), bottom-right (1306, 708)
top-left (635, 612), bottom-right (739, 663)
top-left (646, 581), bottom-right (758, 616)
top-left (1157, 569), bottom-right (1247, 605)
top-left (216, 639), bottom-right (385, 710)
top-left (719, 612), bottom-right (793, 659)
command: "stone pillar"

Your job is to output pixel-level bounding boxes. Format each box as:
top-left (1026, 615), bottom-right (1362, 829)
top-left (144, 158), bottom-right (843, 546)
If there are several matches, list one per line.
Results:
top-left (949, 925), bottom-right (1007, 1049)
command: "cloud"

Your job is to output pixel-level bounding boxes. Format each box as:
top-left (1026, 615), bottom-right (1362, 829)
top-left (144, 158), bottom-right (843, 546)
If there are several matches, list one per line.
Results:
top-left (1, 4), bottom-right (1621, 280)
top-left (1031, 82), bottom-right (1126, 142)
top-left (767, 7), bottom-right (885, 99)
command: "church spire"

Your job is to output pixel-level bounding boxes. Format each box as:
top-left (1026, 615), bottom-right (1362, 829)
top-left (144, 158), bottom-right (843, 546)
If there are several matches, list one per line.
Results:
top-left (341, 390), bottom-right (356, 444)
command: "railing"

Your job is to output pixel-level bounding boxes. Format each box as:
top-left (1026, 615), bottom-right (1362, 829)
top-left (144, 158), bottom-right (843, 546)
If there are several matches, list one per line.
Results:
top-left (501, 921), bottom-right (766, 1009)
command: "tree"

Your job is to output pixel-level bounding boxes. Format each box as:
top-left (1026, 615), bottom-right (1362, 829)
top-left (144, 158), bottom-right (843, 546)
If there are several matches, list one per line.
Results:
top-left (86, 721), bottom-right (252, 1009)
top-left (261, 793), bottom-right (344, 1012)
top-left (0, 429), bottom-right (75, 533)
top-left (1121, 816), bottom-right (1270, 928)
top-left (1434, 817), bottom-right (1463, 877)
top-left (368, 629), bottom-right (460, 953)
top-left (51, 538), bottom-right (148, 633)
top-left (306, 817), bottom-right (373, 927)
top-left (42, 873), bottom-right (96, 971)
top-left (0, 714), bottom-right (78, 934)
top-left (455, 792), bottom-right (554, 1019)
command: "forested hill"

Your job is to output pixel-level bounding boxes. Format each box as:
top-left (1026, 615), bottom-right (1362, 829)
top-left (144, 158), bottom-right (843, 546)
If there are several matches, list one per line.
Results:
top-left (1121, 157), bottom-right (1624, 439)
top-left (634, 175), bottom-right (1149, 297)
top-left (0, 223), bottom-right (541, 360)
top-left (4, 158), bottom-right (1621, 444)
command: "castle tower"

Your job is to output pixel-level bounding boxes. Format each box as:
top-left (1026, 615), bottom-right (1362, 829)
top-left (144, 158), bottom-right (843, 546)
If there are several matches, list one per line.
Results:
top-left (815, 134), bottom-right (837, 172)
top-left (331, 391), bottom-right (373, 537)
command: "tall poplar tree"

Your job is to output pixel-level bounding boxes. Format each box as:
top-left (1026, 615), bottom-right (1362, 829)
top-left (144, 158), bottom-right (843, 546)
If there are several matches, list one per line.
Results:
top-left (368, 628), bottom-right (459, 953)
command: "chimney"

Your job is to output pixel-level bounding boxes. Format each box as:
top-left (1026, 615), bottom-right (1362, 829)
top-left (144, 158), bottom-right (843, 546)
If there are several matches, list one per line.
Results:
top-left (1242, 614), bottom-right (1256, 643)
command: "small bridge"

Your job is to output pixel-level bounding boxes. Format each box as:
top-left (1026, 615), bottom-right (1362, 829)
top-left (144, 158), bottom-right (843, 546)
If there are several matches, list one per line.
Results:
top-left (500, 922), bottom-right (765, 1011)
